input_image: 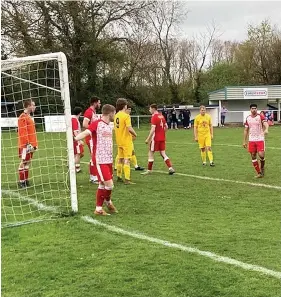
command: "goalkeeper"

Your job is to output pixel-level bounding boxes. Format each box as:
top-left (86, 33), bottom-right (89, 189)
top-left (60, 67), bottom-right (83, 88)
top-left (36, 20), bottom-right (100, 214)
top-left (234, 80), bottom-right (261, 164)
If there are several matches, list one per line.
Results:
top-left (17, 99), bottom-right (38, 188)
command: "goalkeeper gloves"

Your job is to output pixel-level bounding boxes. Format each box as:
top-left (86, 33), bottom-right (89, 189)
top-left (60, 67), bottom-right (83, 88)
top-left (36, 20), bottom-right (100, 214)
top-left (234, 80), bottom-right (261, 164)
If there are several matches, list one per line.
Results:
top-left (26, 143), bottom-right (37, 153)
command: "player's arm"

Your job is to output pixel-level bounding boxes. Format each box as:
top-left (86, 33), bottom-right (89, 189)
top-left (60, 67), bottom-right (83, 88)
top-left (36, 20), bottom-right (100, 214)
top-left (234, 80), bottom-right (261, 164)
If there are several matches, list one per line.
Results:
top-left (82, 117), bottom-right (90, 129)
top-left (74, 130), bottom-right (91, 142)
top-left (18, 117), bottom-right (29, 146)
top-left (243, 126), bottom-right (249, 148)
top-left (145, 125), bottom-right (156, 144)
top-left (125, 116), bottom-right (137, 137)
top-left (164, 123), bottom-right (168, 131)
top-left (261, 115), bottom-right (269, 134)
top-left (194, 118), bottom-right (198, 141)
top-left (209, 118), bottom-right (213, 139)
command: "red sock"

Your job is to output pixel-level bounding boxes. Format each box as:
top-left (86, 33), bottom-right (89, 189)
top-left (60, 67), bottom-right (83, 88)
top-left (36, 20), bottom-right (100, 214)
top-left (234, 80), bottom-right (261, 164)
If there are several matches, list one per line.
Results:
top-left (96, 188), bottom-right (105, 207)
top-left (104, 189), bottom-right (112, 202)
top-left (24, 169), bottom-right (29, 180)
top-left (252, 159), bottom-right (261, 174)
top-left (165, 158), bottom-right (172, 168)
top-left (148, 161), bottom-right (153, 171)
top-left (19, 169), bottom-right (25, 182)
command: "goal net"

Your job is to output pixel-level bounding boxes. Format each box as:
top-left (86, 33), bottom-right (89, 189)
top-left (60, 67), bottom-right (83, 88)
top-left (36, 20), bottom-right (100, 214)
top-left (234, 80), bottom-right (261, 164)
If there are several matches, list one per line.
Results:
top-left (1, 52), bottom-right (78, 227)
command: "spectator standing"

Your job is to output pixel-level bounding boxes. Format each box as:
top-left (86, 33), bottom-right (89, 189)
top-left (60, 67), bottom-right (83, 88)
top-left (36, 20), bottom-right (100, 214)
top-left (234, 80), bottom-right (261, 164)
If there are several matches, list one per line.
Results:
top-left (182, 107), bottom-right (191, 129)
top-left (221, 106), bottom-right (228, 127)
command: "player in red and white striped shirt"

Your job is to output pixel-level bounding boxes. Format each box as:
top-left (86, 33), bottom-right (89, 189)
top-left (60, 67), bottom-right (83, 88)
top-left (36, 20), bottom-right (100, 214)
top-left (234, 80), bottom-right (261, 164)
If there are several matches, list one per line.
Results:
top-left (82, 96), bottom-right (101, 184)
top-left (71, 107), bottom-right (84, 173)
top-left (75, 104), bottom-right (117, 216)
top-left (142, 104), bottom-right (175, 175)
top-left (243, 104), bottom-right (269, 178)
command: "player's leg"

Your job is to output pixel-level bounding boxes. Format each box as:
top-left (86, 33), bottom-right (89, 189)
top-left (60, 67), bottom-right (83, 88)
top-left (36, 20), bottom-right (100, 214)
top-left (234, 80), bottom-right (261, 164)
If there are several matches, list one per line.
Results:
top-left (123, 146), bottom-right (134, 184)
top-left (74, 142), bottom-right (81, 173)
top-left (88, 139), bottom-right (98, 183)
top-left (205, 135), bottom-right (214, 166)
top-left (103, 164), bottom-right (117, 213)
top-left (116, 147), bottom-right (124, 182)
top-left (114, 154), bottom-right (119, 171)
top-left (249, 142), bottom-right (262, 177)
top-left (131, 150), bottom-right (144, 171)
top-left (257, 141), bottom-right (265, 176)
top-left (141, 150), bottom-right (154, 175)
top-left (198, 136), bottom-right (207, 165)
top-left (160, 149), bottom-right (175, 175)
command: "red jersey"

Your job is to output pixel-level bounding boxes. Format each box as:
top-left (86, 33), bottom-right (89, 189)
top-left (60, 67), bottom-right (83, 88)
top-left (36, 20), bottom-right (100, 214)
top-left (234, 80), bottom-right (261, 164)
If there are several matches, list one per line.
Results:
top-left (71, 116), bottom-right (81, 136)
top-left (88, 119), bottom-right (113, 165)
top-left (83, 107), bottom-right (99, 144)
top-left (245, 113), bottom-right (266, 141)
top-left (151, 112), bottom-right (166, 142)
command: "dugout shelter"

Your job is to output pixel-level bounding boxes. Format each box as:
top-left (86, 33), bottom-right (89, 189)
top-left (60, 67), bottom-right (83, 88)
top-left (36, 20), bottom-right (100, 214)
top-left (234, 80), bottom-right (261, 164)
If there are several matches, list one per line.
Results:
top-left (208, 85), bottom-right (281, 124)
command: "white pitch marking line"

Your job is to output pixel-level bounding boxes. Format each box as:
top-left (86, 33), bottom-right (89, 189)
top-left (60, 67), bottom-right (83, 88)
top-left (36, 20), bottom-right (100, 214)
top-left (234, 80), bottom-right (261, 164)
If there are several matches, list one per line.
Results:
top-left (153, 170), bottom-right (281, 190)
top-left (82, 215), bottom-right (281, 280)
top-left (1, 190), bottom-right (59, 212)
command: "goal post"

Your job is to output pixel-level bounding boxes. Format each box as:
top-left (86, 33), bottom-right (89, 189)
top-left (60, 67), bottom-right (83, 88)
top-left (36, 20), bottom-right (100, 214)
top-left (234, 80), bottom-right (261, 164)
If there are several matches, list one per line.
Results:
top-left (1, 52), bottom-right (78, 227)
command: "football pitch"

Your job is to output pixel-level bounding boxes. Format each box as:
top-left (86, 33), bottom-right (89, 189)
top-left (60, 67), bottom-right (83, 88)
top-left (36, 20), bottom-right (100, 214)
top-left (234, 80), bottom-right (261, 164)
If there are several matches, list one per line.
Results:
top-left (1, 126), bottom-right (281, 297)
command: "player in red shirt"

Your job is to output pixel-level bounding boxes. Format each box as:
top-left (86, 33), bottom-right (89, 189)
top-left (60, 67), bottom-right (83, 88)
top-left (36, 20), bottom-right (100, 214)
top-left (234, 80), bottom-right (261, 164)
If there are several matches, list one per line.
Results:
top-left (71, 107), bottom-right (84, 173)
top-left (75, 104), bottom-right (117, 215)
top-left (142, 104), bottom-right (175, 175)
top-left (82, 96), bottom-right (101, 184)
top-left (243, 104), bottom-right (269, 178)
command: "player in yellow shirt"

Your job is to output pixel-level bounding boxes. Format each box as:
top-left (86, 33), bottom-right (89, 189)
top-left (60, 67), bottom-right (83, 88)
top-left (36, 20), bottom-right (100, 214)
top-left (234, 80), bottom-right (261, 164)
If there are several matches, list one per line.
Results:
top-left (114, 105), bottom-right (144, 172)
top-left (114, 98), bottom-right (138, 184)
top-left (194, 105), bottom-right (215, 166)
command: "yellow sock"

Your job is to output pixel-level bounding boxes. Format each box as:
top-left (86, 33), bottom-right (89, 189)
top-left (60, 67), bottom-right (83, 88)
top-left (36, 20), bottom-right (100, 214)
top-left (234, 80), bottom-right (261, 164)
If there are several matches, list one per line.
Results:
top-left (207, 150), bottom-right (213, 163)
top-left (115, 155), bottom-right (118, 170)
top-left (131, 155), bottom-right (138, 168)
top-left (123, 164), bottom-right (131, 180)
top-left (201, 151), bottom-right (207, 163)
top-left (117, 163), bottom-right (123, 178)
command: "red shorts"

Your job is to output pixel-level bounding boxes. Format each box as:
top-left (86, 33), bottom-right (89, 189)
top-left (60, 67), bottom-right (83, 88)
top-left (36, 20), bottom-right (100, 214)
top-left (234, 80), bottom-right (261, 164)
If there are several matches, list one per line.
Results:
top-left (18, 148), bottom-right (33, 161)
top-left (86, 138), bottom-right (93, 154)
top-left (96, 164), bottom-right (113, 182)
top-left (73, 141), bottom-right (84, 156)
top-left (150, 140), bottom-right (165, 152)
top-left (248, 141), bottom-right (265, 153)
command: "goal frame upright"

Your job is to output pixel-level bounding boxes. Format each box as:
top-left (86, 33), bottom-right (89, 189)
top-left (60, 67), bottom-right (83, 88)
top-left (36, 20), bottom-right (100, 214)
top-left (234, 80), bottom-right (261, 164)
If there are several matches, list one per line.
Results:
top-left (1, 52), bottom-right (78, 213)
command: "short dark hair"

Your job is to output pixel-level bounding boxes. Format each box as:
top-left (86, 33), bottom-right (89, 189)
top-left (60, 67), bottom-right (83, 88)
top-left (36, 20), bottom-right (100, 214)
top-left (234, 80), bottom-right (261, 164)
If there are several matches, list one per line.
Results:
top-left (250, 104), bottom-right (257, 109)
top-left (150, 104), bottom-right (158, 110)
top-left (23, 99), bottom-right (34, 108)
top-left (116, 98), bottom-right (128, 112)
top-left (73, 106), bottom-right (82, 115)
top-left (102, 104), bottom-right (115, 115)
top-left (90, 96), bottom-right (100, 105)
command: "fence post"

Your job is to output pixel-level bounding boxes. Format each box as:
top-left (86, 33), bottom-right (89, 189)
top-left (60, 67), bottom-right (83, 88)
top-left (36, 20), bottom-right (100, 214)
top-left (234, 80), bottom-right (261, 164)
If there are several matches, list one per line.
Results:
top-left (137, 116), bottom-right (140, 129)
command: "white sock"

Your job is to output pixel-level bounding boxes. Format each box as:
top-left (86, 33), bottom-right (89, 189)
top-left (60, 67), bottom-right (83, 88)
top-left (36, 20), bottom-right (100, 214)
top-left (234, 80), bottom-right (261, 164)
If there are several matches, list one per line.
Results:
top-left (135, 165), bottom-right (139, 168)
top-left (105, 200), bottom-right (112, 206)
top-left (96, 206), bottom-right (102, 211)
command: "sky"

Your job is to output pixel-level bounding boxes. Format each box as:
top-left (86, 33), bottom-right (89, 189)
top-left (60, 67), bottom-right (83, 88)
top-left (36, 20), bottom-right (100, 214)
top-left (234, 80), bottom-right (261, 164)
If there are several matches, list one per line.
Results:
top-left (180, 1), bottom-right (281, 41)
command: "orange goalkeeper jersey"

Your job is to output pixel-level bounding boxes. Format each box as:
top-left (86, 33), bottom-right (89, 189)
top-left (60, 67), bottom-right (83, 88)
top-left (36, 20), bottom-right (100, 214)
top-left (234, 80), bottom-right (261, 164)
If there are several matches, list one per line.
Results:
top-left (18, 112), bottom-right (38, 149)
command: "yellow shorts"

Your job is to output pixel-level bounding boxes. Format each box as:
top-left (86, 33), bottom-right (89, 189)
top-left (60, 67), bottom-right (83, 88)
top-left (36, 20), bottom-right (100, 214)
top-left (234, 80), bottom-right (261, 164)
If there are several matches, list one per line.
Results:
top-left (198, 135), bottom-right (211, 148)
top-left (117, 144), bottom-right (133, 159)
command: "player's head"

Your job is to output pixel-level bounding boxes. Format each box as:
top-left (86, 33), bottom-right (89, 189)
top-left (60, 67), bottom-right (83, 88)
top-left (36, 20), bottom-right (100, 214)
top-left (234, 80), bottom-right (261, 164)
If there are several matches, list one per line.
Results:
top-left (199, 105), bottom-right (206, 115)
top-left (126, 104), bottom-right (132, 115)
top-left (116, 98), bottom-right (128, 112)
top-left (89, 96), bottom-right (101, 109)
top-left (149, 104), bottom-right (158, 114)
top-left (102, 104), bottom-right (116, 122)
top-left (250, 104), bottom-right (258, 115)
top-left (73, 106), bottom-right (83, 117)
top-left (23, 99), bottom-right (36, 113)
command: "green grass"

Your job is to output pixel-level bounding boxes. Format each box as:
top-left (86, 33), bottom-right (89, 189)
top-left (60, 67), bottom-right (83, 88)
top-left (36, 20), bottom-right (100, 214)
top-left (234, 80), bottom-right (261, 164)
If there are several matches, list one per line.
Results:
top-left (2, 126), bottom-right (281, 297)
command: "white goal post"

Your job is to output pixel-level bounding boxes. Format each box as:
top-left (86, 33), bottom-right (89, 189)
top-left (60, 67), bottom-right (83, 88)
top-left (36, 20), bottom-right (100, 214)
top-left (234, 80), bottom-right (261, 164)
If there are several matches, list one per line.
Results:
top-left (1, 52), bottom-right (78, 227)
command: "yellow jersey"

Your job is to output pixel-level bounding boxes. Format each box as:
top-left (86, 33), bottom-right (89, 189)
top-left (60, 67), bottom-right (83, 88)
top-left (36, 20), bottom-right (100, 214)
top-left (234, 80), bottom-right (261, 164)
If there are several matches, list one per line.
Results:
top-left (114, 111), bottom-right (132, 147)
top-left (194, 114), bottom-right (212, 136)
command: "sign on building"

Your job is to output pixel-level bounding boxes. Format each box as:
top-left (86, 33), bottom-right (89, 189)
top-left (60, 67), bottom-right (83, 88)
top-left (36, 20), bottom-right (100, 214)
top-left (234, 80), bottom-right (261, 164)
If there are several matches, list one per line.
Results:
top-left (243, 88), bottom-right (268, 99)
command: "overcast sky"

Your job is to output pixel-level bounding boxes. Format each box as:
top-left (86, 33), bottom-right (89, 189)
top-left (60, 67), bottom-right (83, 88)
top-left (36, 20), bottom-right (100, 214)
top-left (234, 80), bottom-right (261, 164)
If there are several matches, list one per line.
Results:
top-left (180, 1), bottom-right (281, 41)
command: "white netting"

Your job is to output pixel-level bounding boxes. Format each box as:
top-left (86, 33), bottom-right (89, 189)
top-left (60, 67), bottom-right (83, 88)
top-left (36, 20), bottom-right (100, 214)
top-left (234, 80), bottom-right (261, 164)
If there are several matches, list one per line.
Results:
top-left (1, 53), bottom-right (77, 227)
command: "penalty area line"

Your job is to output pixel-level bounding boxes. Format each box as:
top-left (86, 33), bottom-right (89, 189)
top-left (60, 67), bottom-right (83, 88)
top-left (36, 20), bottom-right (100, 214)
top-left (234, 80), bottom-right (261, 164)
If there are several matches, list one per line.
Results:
top-left (153, 170), bottom-right (281, 190)
top-left (82, 215), bottom-right (281, 280)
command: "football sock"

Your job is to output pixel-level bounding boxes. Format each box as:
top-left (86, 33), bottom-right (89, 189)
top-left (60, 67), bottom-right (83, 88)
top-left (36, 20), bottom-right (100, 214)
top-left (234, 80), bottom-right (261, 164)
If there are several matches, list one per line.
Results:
top-left (164, 158), bottom-right (172, 168)
top-left (117, 163), bottom-right (123, 178)
top-left (96, 188), bottom-right (105, 207)
top-left (104, 186), bottom-right (112, 204)
top-left (123, 164), bottom-right (131, 180)
top-left (131, 155), bottom-right (138, 168)
top-left (207, 150), bottom-right (213, 163)
top-left (148, 160), bottom-right (154, 171)
top-left (19, 168), bottom-right (25, 182)
top-left (252, 159), bottom-right (261, 174)
top-left (260, 158), bottom-right (265, 170)
top-left (201, 151), bottom-right (207, 163)
top-left (75, 164), bottom-right (81, 172)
